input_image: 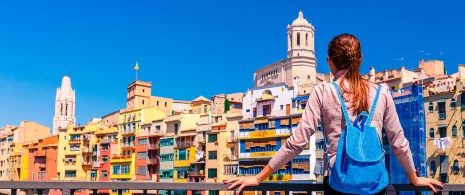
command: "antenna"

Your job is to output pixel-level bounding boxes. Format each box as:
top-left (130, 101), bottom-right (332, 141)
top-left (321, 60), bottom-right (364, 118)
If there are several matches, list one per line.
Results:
top-left (419, 50), bottom-right (424, 60)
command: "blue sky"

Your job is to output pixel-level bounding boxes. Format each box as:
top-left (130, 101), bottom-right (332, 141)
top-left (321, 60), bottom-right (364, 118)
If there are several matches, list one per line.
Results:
top-left (0, 0), bottom-right (464, 129)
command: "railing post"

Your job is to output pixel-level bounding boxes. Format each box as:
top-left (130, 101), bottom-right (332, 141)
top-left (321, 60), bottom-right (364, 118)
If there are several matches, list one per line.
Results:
top-left (37, 189), bottom-right (43, 195)
top-left (10, 189), bottom-right (16, 195)
top-left (92, 189), bottom-right (98, 195)
top-left (167, 190), bottom-right (172, 195)
top-left (143, 189), bottom-right (148, 195)
top-left (118, 189), bottom-right (123, 195)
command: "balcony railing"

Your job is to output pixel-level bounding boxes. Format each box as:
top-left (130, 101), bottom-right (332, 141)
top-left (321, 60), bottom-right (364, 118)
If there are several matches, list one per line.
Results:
top-left (0, 181), bottom-right (461, 195)
top-left (226, 136), bottom-right (237, 143)
top-left (175, 141), bottom-right (193, 149)
top-left (37, 171), bottom-right (46, 179)
top-left (92, 162), bottom-right (100, 168)
top-left (146, 158), bottom-right (158, 165)
top-left (146, 144), bottom-right (159, 150)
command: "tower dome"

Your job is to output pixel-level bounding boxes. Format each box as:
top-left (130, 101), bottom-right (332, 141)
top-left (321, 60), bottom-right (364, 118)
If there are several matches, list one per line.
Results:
top-left (291, 11), bottom-right (310, 26)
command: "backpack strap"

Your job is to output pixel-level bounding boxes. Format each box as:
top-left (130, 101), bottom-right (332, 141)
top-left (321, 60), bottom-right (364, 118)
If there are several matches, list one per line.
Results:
top-left (331, 82), bottom-right (351, 126)
top-left (366, 85), bottom-right (382, 126)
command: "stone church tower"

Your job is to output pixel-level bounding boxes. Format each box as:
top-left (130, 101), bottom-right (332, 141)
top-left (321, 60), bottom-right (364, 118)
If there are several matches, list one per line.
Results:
top-left (254, 10), bottom-right (317, 88)
top-left (52, 76), bottom-right (76, 135)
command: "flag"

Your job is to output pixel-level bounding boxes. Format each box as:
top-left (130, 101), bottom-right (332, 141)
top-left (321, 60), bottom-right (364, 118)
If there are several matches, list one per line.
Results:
top-left (134, 62), bottom-right (139, 70)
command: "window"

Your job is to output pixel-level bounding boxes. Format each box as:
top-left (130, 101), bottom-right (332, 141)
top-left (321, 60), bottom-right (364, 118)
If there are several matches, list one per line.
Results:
top-left (156, 125), bottom-right (161, 131)
top-left (102, 144), bottom-right (109, 151)
top-left (165, 102), bottom-right (167, 107)
top-left (463, 122), bottom-right (465, 138)
top-left (453, 160), bottom-right (459, 174)
top-left (305, 33), bottom-right (308, 46)
top-left (178, 149), bottom-right (186, 160)
top-left (138, 138), bottom-right (148, 145)
top-left (65, 171), bottom-right (76, 178)
top-left (174, 123), bottom-right (179, 135)
top-left (138, 152), bottom-right (147, 159)
top-left (280, 105), bottom-right (284, 110)
top-left (429, 128), bottom-right (435, 139)
top-left (208, 151), bottom-right (217, 160)
top-left (208, 168), bottom-right (217, 178)
top-left (224, 165), bottom-right (238, 175)
top-left (450, 98), bottom-right (456, 109)
top-left (142, 100), bottom-right (145, 105)
top-left (246, 109), bottom-right (250, 113)
top-left (102, 155), bottom-right (108, 163)
top-left (142, 89), bottom-right (145, 93)
top-left (430, 161), bottom-right (436, 174)
top-left (452, 125), bottom-right (457, 137)
top-left (157, 101), bottom-right (159, 106)
top-left (315, 139), bottom-right (325, 150)
top-left (64, 147), bottom-right (66, 151)
top-left (112, 165), bottom-right (121, 174)
top-left (438, 100), bottom-right (446, 120)
top-left (208, 134), bottom-right (218, 142)
top-left (137, 166), bottom-right (147, 176)
top-left (289, 34), bottom-right (293, 48)
top-left (439, 126), bottom-right (447, 138)
top-left (297, 33), bottom-right (301, 46)
top-left (462, 94), bottom-right (465, 110)
top-left (204, 105), bottom-right (208, 113)
top-left (90, 170), bottom-right (97, 178)
top-left (428, 102), bottom-right (434, 113)
top-left (64, 136), bottom-right (66, 140)
top-left (102, 171), bottom-right (108, 178)
top-left (121, 165), bottom-right (130, 174)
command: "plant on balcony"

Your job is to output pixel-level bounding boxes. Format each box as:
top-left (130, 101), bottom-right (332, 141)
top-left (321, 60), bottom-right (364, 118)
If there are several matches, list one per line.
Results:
top-left (268, 174), bottom-right (274, 181)
top-left (224, 155), bottom-right (230, 161)
top-left (277, 174), bottom-right (284, 181)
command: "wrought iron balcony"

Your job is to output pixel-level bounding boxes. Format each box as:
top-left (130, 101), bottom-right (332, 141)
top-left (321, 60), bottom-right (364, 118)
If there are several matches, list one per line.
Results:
top-left (0, 181), bottom-right (463, 195)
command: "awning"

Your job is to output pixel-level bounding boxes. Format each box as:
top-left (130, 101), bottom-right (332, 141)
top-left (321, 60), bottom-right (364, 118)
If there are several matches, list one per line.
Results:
top-left (292, 95), bottom-right (309, 102)
top-left (255, 117), bottom-right (269, 124)
top-left (292, 117), bottom-right (301, 124)
top-left (280, 118), bottom-right (290, 126)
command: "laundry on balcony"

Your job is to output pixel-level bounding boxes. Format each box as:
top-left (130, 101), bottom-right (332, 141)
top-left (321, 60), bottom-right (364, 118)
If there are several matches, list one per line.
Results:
top-left (434, 137), bottom-right (451, 151)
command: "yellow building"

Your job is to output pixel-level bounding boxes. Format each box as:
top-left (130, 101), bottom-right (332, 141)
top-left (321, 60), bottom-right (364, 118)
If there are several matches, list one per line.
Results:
top-left (423, 64), bottom-right (465, 184)
top-left (164, 112), bottom-right (200, 183)
top-left (57, 119), bottom-right (103, 181)
top-left (109, 154), bottom-right (136, 195)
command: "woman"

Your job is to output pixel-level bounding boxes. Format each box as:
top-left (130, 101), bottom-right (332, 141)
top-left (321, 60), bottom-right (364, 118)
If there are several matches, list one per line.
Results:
top-left (225, 34), bottom-right (443, 194)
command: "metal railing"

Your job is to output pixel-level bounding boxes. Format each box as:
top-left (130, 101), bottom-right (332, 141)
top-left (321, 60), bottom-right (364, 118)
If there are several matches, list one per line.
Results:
top-left (0, 181), bottom-right (463, 195)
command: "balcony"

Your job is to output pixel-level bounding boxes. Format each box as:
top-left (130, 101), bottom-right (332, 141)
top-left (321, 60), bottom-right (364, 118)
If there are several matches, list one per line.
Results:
top-left (0, 181), bottom-right (460, 195)
top-left (81, 161), bottom-right (92, 166)
top-left (238, 129), bottom-right (291, 139)
top-left (68, 139), bottom-right (81, 144)
top-left (37, 171), bottom-right (46, 179)
top-left (93, 162), bottom-right (100, 168)
top-left (122, 129), bottom-right (136, 136)
top-left (147, 144), bottom-right (159, 150)
top-left (226, 136), bottom-right (237, 143)
top-left (239, 152), bottom-right (276, 159)
top-left (101, 138), bottom-right (118, 144)
top-left (223, 154), bottom-right (238, 161)
top-left (146, 158), bottom-right (158, 165)
top-left (174, 141), bottom-right (194, 149)
top-left (82, 148), bottom-right (92, 154)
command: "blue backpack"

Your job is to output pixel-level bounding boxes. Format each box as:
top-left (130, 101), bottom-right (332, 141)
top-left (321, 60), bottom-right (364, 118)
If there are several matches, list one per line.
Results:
top-left (326, 82), bottom-right (389, 194)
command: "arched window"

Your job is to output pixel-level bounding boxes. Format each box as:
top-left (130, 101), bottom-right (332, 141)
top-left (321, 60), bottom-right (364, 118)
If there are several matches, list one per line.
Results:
top-left (305, 33), bottom-right (308, 46)
top-left (453, 160), bottom-right (459, 174)
top-left (289, 34), bottom-right (293, 49)
top-left (452, 125), bottom-right (457, 137)
top-left (297, 33), bottom-right (301, 46)
top-left (428, 102), bottom-right (434, 112)
top-left (429, 128), bottom-right (435, 139)
top-left (430, 161), bottom-right (436, 174)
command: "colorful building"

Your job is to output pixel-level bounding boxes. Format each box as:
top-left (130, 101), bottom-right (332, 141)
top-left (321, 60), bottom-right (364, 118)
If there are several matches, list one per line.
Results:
top-left (95, 126), bottom-right (119, 195)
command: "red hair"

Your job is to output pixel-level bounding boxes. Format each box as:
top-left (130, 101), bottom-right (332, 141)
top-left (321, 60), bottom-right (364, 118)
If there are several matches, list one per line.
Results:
top-left (328, 34), bottom-right (369, 115)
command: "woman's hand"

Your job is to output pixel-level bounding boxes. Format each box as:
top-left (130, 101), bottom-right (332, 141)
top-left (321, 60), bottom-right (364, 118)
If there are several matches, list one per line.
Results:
top-left (412, 177), bottom-right (443, 193)
top-left (224, 176), bottom-right (261, 195)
